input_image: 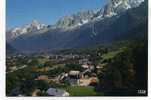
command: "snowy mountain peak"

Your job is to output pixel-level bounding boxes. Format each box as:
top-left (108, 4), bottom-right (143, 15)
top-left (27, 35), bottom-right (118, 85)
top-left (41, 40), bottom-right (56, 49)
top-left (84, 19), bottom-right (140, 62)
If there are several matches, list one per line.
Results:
top-left (55, 0), bottom-right (145, 29)
top-left (101, 0), bottom-right (144, 17)
top-left (7, 0), bottom-right (145, 42)
top-left (29, 20), bottom-right (45, 29)
top-left (55, 10), bottom-right (94, 29)
top-left (7, 20), bottom-right (47, 41)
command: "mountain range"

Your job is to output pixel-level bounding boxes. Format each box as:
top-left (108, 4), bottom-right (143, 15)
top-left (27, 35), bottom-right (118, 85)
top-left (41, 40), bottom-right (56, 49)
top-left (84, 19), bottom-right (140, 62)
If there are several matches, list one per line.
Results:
top-left (6, 0), bottom-right (147, 54)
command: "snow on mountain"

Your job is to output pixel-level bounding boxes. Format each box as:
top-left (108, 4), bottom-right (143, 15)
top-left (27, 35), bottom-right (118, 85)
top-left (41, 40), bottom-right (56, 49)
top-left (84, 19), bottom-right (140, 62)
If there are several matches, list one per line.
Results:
top-left (97, 0), bottom-right (144, 18)
top-left (8, 0), bottom-right (147, 53)
top-left (55, 10), bottom-right (95, 29)
top-left (7, 20), bottom-right (47, 40)
top-left (7, 0), bottom-right (145, 42)
top-left (55, 0), bottom-right (144, 29)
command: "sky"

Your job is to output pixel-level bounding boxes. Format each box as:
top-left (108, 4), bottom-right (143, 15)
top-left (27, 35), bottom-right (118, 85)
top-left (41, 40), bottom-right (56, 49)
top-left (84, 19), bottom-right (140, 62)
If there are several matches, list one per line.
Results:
top-left (6, 0), bottom-right (107, 29)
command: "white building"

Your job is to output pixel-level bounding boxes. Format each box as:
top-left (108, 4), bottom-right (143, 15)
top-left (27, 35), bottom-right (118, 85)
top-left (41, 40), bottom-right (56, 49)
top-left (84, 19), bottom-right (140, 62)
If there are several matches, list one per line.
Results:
top-left (46, 88), bottom-right (69, 96)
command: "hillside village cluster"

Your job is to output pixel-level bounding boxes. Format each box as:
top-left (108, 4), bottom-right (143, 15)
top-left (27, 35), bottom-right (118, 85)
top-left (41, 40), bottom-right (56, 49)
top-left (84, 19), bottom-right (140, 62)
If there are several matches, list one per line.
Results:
top-left (6, 54), bottom-right (104, 96)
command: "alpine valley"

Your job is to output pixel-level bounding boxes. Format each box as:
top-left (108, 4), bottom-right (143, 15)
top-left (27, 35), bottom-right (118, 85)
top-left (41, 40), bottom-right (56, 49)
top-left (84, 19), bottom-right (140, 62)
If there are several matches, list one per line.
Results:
top-left (6, 0), bottom-right (148, 96)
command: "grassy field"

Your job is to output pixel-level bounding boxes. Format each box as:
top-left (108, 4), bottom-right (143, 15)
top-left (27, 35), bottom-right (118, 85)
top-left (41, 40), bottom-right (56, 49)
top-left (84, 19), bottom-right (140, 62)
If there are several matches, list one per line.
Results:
top-left (102, 48), bottom-right (125, 60)
top-left (62, 86), bottom-right (104, 96)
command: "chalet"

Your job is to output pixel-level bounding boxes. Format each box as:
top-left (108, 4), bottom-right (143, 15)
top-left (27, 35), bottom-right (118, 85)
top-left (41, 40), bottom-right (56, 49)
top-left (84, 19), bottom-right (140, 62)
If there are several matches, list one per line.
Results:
top-left (65, 71), bottom-right (81, 85)
top-left (68, 71), bottom-right (80, 79)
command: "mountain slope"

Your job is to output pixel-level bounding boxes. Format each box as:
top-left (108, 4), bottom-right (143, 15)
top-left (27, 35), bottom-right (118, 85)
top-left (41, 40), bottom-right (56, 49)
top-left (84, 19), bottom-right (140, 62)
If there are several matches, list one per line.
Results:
top-left (6, 20), bottom-right (47, 42)
top-left (8, 0), bottom-right (147, 54)
top-left (6, 43), bottom-right (18, 55)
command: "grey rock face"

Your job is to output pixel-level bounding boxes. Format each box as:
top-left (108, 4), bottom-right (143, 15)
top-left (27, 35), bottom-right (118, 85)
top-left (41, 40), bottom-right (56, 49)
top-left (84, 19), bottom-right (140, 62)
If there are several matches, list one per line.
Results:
top-left (7, 0), bottom-right (146, 53)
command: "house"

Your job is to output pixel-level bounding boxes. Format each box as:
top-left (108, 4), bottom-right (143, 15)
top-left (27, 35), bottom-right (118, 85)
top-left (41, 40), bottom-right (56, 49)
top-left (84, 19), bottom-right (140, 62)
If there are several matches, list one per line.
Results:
top-left (82, 69), bottom-right (92, 78)
top-left (78, 78), bottom-right (91, 86)
top-left (82, 64), bottom-right (89, 69)
top-left (78, 77), bottom-right (99, 86)
top-left (67, 71), bottom-right (81, 85)
top-left (35, 75), bottom-right (49, 81)
top-left (69, 71), bottom-right (80, 79)
top-left (82, 64), bottom-right (94, 70)
top-left (78, 58), bottom-right (89, 64)
top-left (9, 66), bottom-right (17, 71)
top-left (58, 72), bottom-right (68, 82)
top-left (46, 88), bottom-right (69, 96)
top-left (89, 77), bottom-right (99, 86)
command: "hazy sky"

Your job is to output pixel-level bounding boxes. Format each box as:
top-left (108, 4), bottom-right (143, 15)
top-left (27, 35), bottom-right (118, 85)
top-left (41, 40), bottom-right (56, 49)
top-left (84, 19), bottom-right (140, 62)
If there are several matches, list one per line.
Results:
top-left (6, 0), bottom-right (107, 29)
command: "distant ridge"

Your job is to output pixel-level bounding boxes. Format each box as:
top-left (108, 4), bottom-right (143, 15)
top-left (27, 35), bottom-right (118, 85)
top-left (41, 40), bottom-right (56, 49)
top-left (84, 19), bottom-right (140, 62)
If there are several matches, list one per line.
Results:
top-left (7, 0), bottom-right (147, 54)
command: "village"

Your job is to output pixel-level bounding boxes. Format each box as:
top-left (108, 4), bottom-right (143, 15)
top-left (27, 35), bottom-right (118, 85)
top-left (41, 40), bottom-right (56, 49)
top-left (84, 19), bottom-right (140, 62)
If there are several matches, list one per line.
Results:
top-left (6, 53), bottom-right (106, 96)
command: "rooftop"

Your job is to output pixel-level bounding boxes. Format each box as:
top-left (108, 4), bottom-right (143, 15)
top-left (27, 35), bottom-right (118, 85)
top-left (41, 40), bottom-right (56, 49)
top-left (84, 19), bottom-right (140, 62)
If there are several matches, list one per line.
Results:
top-left (46, 88), bottom-right (69, 96)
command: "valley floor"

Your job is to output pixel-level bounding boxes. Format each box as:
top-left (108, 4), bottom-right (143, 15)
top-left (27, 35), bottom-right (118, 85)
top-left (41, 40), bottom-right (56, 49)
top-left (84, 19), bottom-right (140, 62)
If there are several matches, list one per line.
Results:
top-left (6, 40), bottom-right (148, 96)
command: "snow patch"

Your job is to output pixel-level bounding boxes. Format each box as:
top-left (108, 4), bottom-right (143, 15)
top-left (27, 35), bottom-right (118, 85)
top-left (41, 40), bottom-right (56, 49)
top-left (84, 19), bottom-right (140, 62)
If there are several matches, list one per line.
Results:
top-left (82, 19), bottom-right (89, 24)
